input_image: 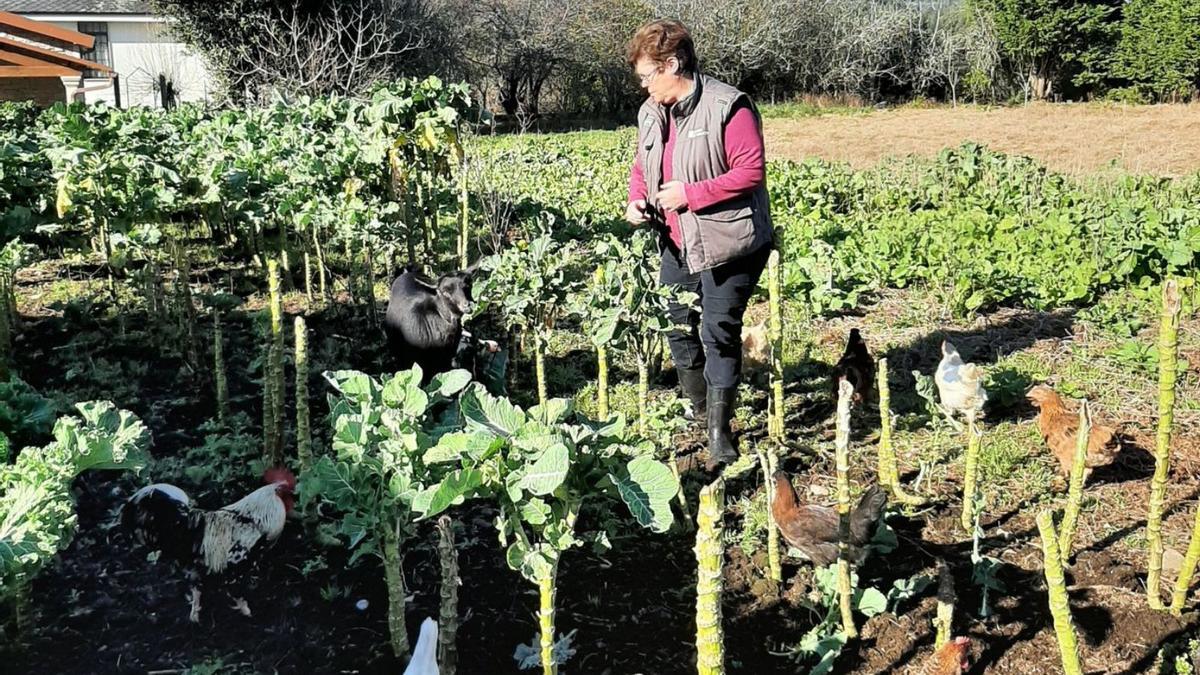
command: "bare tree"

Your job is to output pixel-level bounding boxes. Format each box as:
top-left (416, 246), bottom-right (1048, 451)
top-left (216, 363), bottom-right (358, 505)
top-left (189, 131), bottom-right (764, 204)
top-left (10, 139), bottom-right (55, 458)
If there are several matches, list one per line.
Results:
top-left (649, 0), bottom-right (817, 90)
top-left (231, 0), bottom-right (427, 99)
top-left (816, 0), bottom-right (915, 97)
top-left (462, 0), bottom-right (579, 117)
top-left (126, 24), bottom-right (213, 107)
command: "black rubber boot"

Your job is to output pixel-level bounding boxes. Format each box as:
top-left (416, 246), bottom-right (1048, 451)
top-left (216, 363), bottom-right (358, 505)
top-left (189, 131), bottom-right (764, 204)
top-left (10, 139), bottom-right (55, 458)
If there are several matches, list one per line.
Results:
top-left (706, 386), bottom-right (739, 467)
top-left (676, 366), bottom-right (707, 424)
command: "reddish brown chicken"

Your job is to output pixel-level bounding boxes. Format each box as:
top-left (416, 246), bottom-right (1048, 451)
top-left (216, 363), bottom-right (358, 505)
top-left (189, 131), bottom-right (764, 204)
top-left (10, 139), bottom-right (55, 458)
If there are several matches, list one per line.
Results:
top-left (919, 637), bottom-right (971, 675)
top-left (831, 328), bottom-right (874, 407)
top-left (742, 320), bottom-right (770, 373)
top-left (771, 472), bottom-right (888, 566)
top-left (1026, 384), bottom-right (1121, 483)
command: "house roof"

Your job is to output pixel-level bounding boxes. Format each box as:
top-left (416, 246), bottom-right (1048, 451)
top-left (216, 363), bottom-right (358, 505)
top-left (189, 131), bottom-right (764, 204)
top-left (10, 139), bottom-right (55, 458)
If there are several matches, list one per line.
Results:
top-left (0, 10), bottom-right (112, 76)
top-left (0, 10), bottom-right (94, 48)
top-left (5, 0), bottom-right (151, 14)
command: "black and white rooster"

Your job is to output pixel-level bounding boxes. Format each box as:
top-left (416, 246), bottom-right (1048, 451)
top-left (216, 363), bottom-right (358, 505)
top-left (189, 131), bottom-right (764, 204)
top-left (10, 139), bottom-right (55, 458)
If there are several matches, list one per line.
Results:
top-left (121, 467), bottom-right (296, 622)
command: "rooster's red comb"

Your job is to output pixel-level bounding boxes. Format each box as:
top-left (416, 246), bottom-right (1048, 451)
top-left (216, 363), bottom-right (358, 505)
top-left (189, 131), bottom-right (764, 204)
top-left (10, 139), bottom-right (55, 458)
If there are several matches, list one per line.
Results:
top-left (264, 466), bottom-right (296, 488)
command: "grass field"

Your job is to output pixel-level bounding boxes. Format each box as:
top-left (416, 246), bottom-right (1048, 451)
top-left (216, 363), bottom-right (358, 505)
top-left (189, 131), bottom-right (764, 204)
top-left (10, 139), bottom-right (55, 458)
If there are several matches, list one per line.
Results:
top-left (762, 102), bottom-right (1200, 176)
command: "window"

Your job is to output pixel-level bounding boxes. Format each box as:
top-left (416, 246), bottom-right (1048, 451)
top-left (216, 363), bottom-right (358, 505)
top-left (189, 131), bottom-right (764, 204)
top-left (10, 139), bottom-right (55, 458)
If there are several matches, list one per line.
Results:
top-left (77, 22), bottom-right (111, 79)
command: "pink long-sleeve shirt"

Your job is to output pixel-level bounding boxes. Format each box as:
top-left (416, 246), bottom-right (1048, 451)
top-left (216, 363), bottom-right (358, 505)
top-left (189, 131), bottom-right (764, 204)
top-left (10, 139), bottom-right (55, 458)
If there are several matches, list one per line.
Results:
top-left (628, 100), bottom-right (765, 249)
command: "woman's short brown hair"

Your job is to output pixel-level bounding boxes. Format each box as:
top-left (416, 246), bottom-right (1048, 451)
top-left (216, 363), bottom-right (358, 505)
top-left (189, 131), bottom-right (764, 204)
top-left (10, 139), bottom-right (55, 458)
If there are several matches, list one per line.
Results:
top-left (626, 19), bottom-right (697, 75)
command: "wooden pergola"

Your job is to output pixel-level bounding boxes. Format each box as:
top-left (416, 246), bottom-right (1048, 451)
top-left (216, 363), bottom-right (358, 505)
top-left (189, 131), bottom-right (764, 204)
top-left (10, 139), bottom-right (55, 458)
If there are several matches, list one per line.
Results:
top-left (0, 10), bottom-right (112, 79)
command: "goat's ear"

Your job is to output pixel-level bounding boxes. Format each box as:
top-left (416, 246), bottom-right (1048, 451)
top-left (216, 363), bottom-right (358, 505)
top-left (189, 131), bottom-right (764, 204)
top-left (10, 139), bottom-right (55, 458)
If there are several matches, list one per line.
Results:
top-left (462, 259), bottom-right (482, 278)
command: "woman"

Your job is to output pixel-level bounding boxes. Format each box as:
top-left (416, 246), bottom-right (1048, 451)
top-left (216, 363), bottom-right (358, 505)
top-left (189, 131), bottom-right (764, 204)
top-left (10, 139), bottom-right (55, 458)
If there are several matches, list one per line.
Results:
top-left (624, 19), bottom-right (774, 467)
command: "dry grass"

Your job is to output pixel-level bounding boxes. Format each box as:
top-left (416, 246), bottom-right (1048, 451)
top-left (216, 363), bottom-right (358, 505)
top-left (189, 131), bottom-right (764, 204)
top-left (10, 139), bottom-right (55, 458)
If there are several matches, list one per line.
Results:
top-left (764, 102), bottom-right (1200, 176)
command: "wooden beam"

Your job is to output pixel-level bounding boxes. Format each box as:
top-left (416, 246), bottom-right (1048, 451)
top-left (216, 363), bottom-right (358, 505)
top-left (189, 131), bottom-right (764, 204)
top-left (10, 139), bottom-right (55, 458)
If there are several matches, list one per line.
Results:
top-left (0, 35), bottom-right (109, 73)
top-left (0, 64), bottom-right (78, 77)
top-left (0, 47), bottom-right (48, 67)
top-left (0, 11), bottom-right (94, 50)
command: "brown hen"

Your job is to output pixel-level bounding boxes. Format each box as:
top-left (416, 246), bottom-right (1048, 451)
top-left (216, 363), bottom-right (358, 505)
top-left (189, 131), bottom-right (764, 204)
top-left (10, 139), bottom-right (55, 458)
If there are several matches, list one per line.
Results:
top-left (742, 320), bottom-right (770, 373)
top-left (771, 472), bottom-right (888, 567)
top-left (919, 637), bottom-right (971, 675)
top-left (1027, 384), bottom-right (1121, 483)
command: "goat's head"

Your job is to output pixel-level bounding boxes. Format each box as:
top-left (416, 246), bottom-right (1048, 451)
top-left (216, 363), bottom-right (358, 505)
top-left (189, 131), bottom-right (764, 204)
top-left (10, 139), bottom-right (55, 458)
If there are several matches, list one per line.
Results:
top-left (438, 271), bottom-right (474, 316)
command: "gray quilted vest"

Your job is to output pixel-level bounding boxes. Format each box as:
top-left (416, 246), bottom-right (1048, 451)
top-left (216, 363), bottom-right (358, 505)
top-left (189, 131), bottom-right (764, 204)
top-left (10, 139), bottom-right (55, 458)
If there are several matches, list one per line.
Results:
top-left (635, 73), bottom-right (774, 273)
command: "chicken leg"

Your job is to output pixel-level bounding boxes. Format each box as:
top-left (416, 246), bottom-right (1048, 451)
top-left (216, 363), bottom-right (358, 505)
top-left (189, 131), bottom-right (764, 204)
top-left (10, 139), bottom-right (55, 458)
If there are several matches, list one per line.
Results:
top-left (230, 597), bottom-right (252, 617)
top-left (189, 587), bottom-right (202, 624)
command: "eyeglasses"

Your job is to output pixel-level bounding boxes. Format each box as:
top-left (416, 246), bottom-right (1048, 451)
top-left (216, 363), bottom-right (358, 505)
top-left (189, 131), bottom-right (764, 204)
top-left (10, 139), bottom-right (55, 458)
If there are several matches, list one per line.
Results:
top-left (637, 66), bottom-right (663, 86)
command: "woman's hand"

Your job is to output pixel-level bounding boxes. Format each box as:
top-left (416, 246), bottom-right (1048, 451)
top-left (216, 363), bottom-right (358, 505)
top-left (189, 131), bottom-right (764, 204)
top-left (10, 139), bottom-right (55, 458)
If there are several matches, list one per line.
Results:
top-left (625, 199), bottom-right (649, 226)
top-left (656, 180), bottom-right (688, 212)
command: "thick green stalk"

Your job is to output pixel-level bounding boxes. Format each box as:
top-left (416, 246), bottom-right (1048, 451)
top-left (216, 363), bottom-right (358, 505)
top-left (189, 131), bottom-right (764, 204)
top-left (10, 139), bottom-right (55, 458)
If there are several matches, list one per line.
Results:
top-left (99, 218), bottom-right (116, 299)
top-left (253, 223), bottom-right (267, 269)
top-left (535, 340), bottom-right (548, 408)
top-left (213, 311), bottom-right (229, 423)
top-left (174, 246), bottom-right (200, 373)
top-left (756, 447), bottom-right (782, 583)
top-left (695, 477), bottom-right (726, 675)
top-left (875, 358), bottom-right (898, 488)
top-left (671, 451), bottom-right (693, 531)
top-left (12, 582), bottom-right (29, 636)
top-left (271, 265), bottom-right (285, 464)
top-left (294, 315), bottom-right (311, 471)
top-left (1037, 511), bottom-right (1084, 675)
top-left (262, 324), bottom-right (276, 463)
top-left (934, 557), bottom-right (955, 648)
top-left (364, 236), bottom-right (378, 326)
top-left (876, 358), bottom-right (925, 505)
top-left (596, 346), bottom-right (609, 419)
top-left (834, 378), bottom-right (857, 639)
top-left (387, 243), bottom-right (398, 283)
top-left (960, 419), bottom-right (983, 532)
top-left (767, 248), bottom-right (784, 439)
top-left (402, 182), bottom-right (416, 266)
top-left (279, 223), bottom-right (291, 281)
top-left (263, 259), bottom-right (285, 466)
top-left (427, 160), bottom-right (438, 256)
top-left (417, 178), bottom-right (432, 258)
top-left (311, 224), bottom-right (329, 307)
top-left (637, 357), bottom-right (649, 437)
top-left (1058, 399), bottom-right (1092, 561)
top-left (537, 562), bottom-right (559, 675)
top-left (303, 251), bottom-right (313, 304)
top-left (383, 520), bottom-right (409, 658)
top-left (343, 238), bottom-right (357, 308)
top-left (0, 271), bottom-right (10, 381)
top-left (457, 152), bottom-right (470, 269)
top-left (437, 516), bottom-right (459, 675)
top-left (388, 145), bottom-right (413, 266)
top-left (4, 268), bottom-right (15, 330)
top-left (1147, 278), bottom-right (1181, 610)
top-left (1171, 501), bottom-right (1200, 614)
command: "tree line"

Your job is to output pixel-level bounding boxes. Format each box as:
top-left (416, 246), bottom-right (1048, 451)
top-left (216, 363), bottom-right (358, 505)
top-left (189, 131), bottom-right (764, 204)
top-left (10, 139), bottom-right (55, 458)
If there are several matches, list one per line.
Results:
top-left (152, 0), bottom-right (1200, 115)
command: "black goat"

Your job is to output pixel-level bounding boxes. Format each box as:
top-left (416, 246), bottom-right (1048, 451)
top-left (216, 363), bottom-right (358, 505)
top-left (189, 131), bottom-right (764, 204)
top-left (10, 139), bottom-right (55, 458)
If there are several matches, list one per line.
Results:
top-left (382, 264), bottom-right (481, 382)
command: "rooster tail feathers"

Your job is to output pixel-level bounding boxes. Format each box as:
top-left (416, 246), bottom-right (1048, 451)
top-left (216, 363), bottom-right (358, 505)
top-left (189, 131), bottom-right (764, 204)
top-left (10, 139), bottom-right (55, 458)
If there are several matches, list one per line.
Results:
top-left (403, 617), bottom-right (440, 675)
top-left (855, 483), bottom-right (888, 519)
top-left (122, 483), bottom-right (192, 547)
top-left (850, 484), bottom-right (888, 542)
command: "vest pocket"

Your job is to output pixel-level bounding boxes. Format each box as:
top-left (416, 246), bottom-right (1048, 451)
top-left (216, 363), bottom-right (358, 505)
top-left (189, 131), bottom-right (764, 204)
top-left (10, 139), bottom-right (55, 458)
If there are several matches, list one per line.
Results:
top-left (693, 206), bottom-right (757, 252)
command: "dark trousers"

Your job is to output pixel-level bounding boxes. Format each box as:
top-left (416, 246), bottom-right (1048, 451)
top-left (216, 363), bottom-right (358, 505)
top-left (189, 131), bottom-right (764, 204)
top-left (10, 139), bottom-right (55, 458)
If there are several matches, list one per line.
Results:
top-left (659, 242), bottom-right (770, 390)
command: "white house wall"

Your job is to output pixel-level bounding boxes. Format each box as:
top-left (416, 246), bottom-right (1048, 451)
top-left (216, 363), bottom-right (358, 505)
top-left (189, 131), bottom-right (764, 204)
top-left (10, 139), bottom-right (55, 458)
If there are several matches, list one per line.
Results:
top-left (41, 18), bottom-right (212, 108)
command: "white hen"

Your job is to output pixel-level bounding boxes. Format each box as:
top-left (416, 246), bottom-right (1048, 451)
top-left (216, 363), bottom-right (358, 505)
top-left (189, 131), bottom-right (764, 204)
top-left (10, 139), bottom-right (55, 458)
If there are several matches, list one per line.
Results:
top-left (403, 617), bottom-right (440, 675)
top-left (934, 340), bottom-right (987, 426)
